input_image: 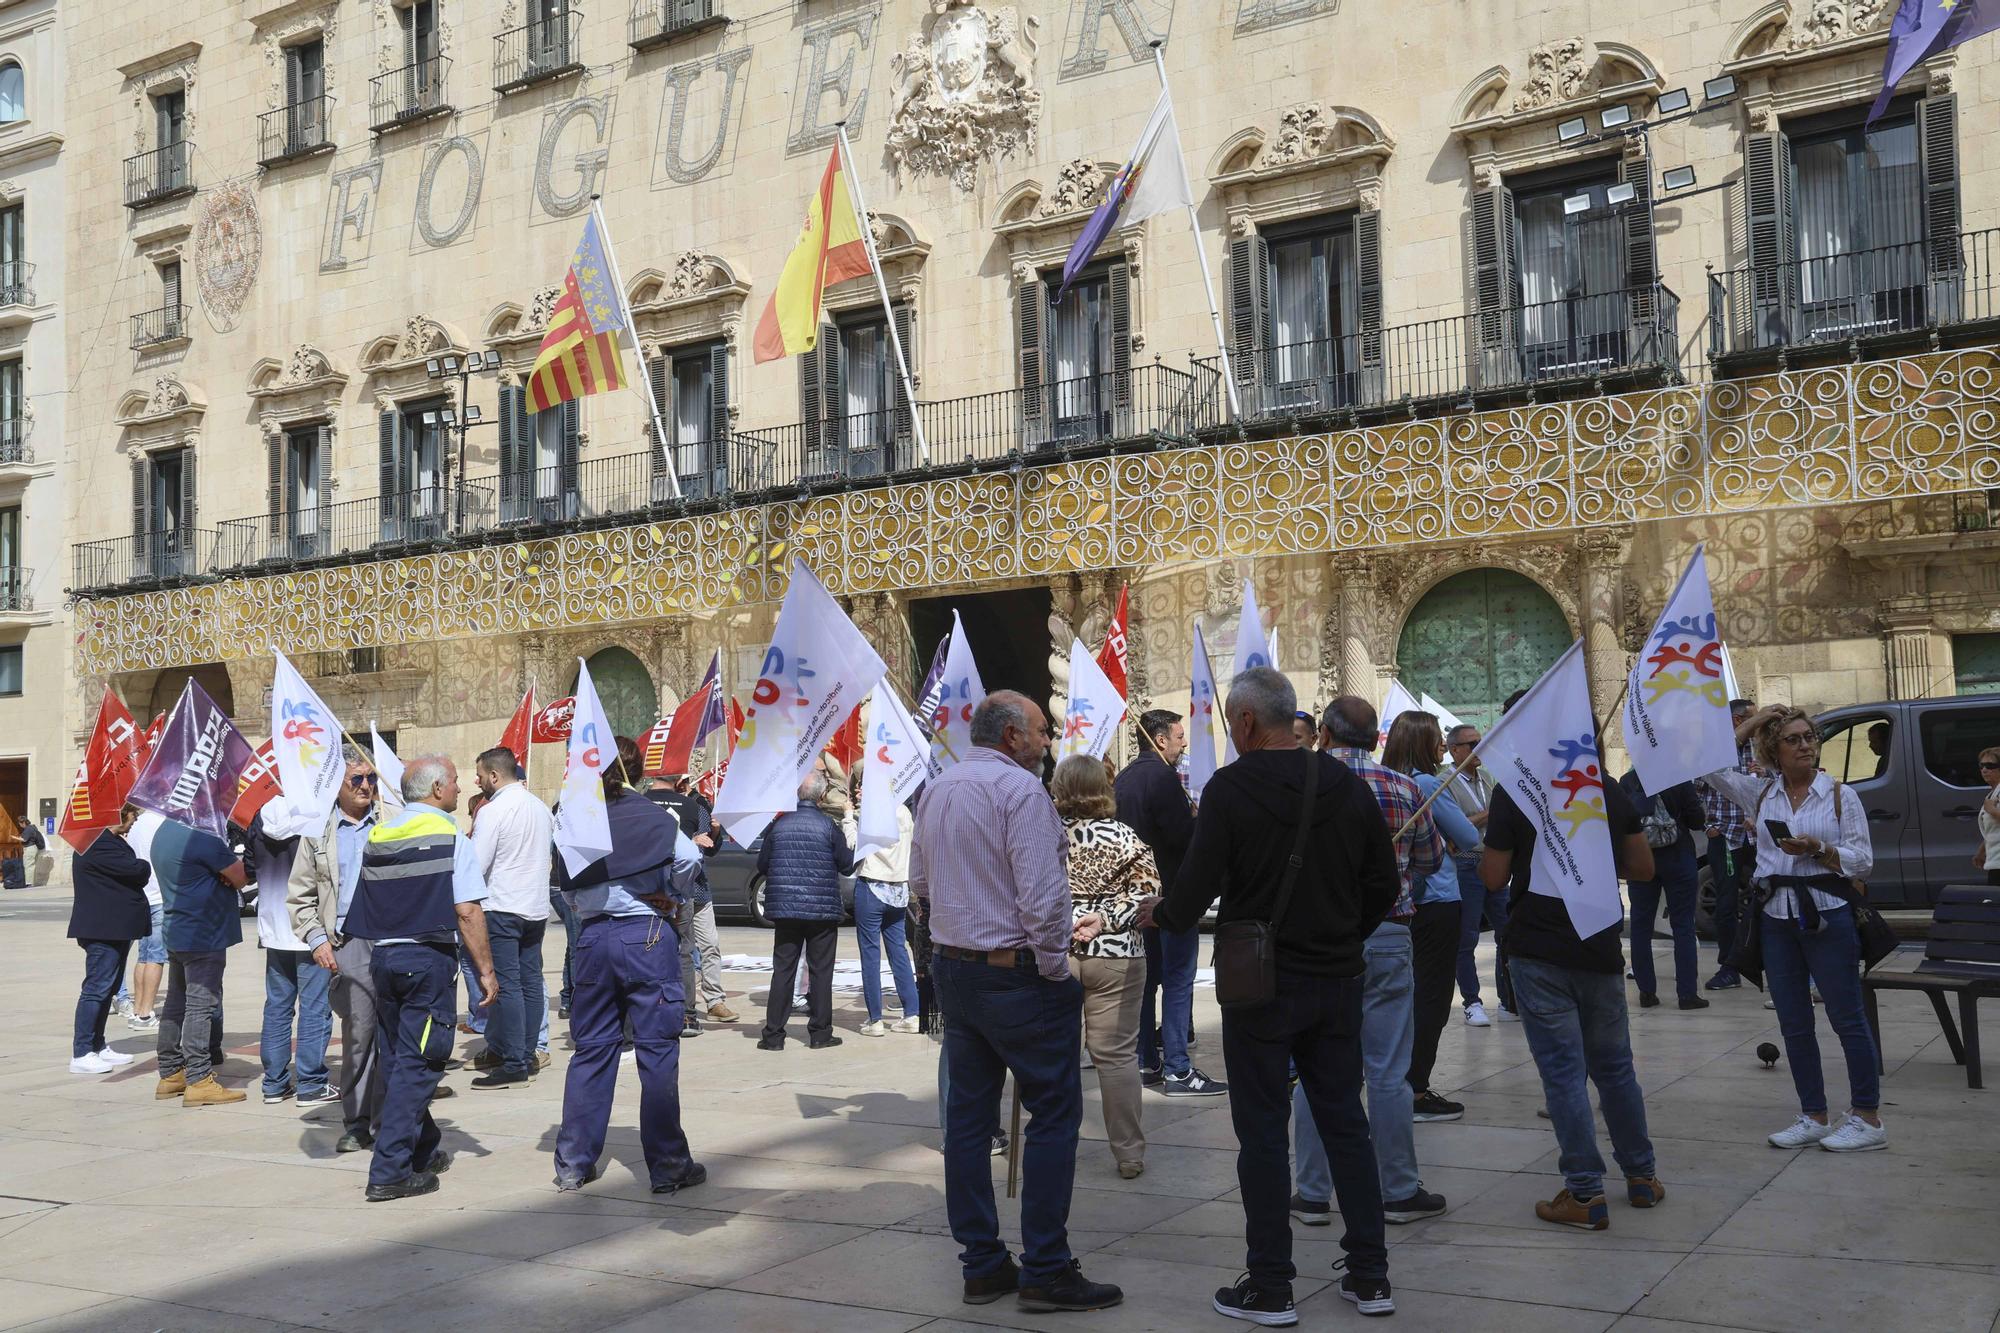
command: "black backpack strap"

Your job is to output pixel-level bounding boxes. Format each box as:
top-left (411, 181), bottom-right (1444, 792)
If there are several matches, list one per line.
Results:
top-left (1268, 751), bottom-right (1320, 932)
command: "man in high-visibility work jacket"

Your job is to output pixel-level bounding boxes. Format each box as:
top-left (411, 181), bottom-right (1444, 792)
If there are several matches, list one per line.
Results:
top-left (343, 753), bottom-right (497, 1202)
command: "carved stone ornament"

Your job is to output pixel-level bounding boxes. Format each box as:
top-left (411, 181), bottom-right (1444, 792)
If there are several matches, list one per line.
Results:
top-left (395, 315), bottom-right (455, 360)
top-left (1786, 0), bottom-right (1892, 51)
top-left (146, 377), bottom-right (191, 415)
top-left (282, 344), bottom-right (335, 385)
top-left (886, 0), bottom-right (1041, 192)
top-left (1511, 37), bottom-right (1595, 113)
top-left (1035, 158), bottom-right (1110, 219)
top-left (526, 284), bottom-right (563, 331)
top-left (191, 180), bottom-right (262, 333)
top-left (665, 252), bottom-right (721, 299)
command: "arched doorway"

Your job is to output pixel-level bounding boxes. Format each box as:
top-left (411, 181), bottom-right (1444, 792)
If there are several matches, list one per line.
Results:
top-left (146, 663), bottom-right (236, 721)
top-left (1396, 568), bottom-right (1570, 732)
top-left (580, 647), bottom-right (657, 740)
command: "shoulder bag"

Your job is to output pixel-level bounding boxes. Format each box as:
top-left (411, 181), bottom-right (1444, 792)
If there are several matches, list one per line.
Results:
top-left (1830, 783), bottom-right (1900, 971)
top-left (1211, 750), bottom-right (1319, 1009)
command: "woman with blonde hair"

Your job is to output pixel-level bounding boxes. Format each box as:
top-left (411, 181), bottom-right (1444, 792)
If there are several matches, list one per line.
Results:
top-left (1051, 753), bottom-right (1159, 1179)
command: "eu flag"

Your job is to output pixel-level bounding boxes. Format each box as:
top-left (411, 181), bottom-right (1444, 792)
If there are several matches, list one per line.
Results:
top-left (1871, 0), bottom-right (1999, 121)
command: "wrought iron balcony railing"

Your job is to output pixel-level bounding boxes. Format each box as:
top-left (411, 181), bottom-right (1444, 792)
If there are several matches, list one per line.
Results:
top-left (1197, 282), bottom-right (1681, 426)
top-left (496, 11), bottom-right (584, 92)
top-left (124, 140), bottom-right (196, 208)
top-left (629, 0), bottom-right (725, 51)
top-left (130, 304), bottom-right (189, 349)
top-left (0, 261), bottom-right (34, 308)
top-left (213, 482), bottom-right (499, 572)
top-left (1709, 228), bottom-right (2000, 364)
top-left (257, 96), bottom-right (335, 166)
top-left (0, 418), bottom-right (30, 465)
top-left (0, 567), bottom-right (29, 614)
top-left (370, 57), bottom-right (453, 132)
top-left (72, 530), bottom-right (218, 593)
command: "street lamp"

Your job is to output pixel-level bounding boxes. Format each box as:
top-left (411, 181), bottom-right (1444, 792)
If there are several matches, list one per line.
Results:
top-left (426, 348), bottom-right (500, 533)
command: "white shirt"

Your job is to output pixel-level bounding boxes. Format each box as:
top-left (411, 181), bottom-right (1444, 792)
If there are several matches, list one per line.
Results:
top-left (1700, 768), bottom-right (1874, 920)
top-left (844, 805), bottom-right (913, 885)
top-left (471, 782), bottom-right (554, 920)
top-left (127, 810), bottom-right (166, 909)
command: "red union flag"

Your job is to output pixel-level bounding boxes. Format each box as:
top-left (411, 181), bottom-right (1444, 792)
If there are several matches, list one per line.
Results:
top-left (499, 686), bottom-right (535, 758)
top-left (532, 696), bottom-right (576, 743)
top-left (1093, 584), bottom-right (1129, 699)
top-left (58, 688), bottom-right (147, 852)
top-left (230, 740), bottom-right (283, 828)
top-left (643, 680), bottom-right (716, 778)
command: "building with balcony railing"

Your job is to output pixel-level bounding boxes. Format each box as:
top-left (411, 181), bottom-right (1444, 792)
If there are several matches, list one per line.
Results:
top-left (59, 0), bottom-right (2000, 816)
top-left (256, 95), bottom-right (333, 167)
top-left (123, 140), bottom-right (194, 208)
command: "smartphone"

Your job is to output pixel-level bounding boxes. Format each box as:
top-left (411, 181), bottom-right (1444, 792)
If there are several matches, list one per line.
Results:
top-left (1764, 818), bottom-right (1795, 843)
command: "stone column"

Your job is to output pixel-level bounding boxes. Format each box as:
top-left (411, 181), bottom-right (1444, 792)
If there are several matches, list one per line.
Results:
top-left (1331, 553), bottom-right (1377, 699)
top-left (1881, 602), bottom-right (1938, 700)
top-left (1576, 527), bottom-right (1634, 725)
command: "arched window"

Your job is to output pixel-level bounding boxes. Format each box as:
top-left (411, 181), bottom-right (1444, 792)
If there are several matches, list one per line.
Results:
top-left (0, 65), bottom-right (23, 123)
top-left (580, 647), bottom-right (657, 742)
top-left (1396, 569), bottom-right (1569, 732)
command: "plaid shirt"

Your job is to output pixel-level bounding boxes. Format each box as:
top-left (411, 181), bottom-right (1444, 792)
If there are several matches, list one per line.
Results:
top-left (1327, 747), bottom-right (1443, 920)
top-left (1698, 742), bottom-right (1757, 849)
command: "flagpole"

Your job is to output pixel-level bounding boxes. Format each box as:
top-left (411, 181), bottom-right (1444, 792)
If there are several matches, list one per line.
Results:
top-left (588, 195), bottom-right (684, 500)
top-left (1148, 41), bottom-right (1241, 422)
top-left (833, 123), bottom-right (932, 467)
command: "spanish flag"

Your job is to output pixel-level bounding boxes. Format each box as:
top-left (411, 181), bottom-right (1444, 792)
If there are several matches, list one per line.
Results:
top-left (753, 142), bottom-right (874, 363)
top-left (527, 213), bottom-right (630, 413)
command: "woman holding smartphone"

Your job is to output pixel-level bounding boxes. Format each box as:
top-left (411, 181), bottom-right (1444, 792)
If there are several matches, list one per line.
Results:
top-left (1700, 705), bottom-right (1881, 1153)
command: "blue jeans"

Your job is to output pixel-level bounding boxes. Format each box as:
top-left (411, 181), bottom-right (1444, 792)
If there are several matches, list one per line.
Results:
top-left (1455, 856), bottom-right (1512, 1009)
top-left (368, 942), bottom-right (455, 1189)
top-left (485, 912), bottom-right (547, 1075)
top-left (1140, 923), bottom-right (1200, 1076)
top-left (260, 948), bottom-right (333, 1098)
top-left (549, 888), bottom-right (580, 1010)
top-left (75, 940), bottom-right (132, 1058)
top-left (1299, 923), bottom-right (1419, 1202)
top-left (934, 954), bottom-right (1084, 1286)
top-left (1230, 971), bottom-right (1385, 1289)
top-left (1628, 868), bottom-right (1700, 1001)
top-left (854, 880), bottom-right (918, 1024)
top-left (457, 944), bottom-right (488, 1033)
top-left (1762, 906), bottom-right (1879, 1114)
top-left (1510, 956), bottom-right (1655, 1199)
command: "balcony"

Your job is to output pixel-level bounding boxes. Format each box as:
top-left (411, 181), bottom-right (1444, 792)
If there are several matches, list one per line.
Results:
top-left (1199, 283), bottom-right (1682, 430)
top-left (370, 57), bottom-right (453, 133)
top-left (495, 12), bottom-right (584, 93)
top-left (0, 567), bottom-right (28, 614)
top-left (0, 261), bottom-right (34, 318)
top-left (257, 96), bottom-right (335, 168)
top-left (213, 482), bottom-right (498, 573)
top-left (130, 304), bottom-right (189, 350)
top-left (71, 529), bottom-right (217, 594)
top-left (0, 417), bottom-right (30, 470)
top-left (629, 0), bottom-right (726, 51)
top-left (1709, 228), bottom-right (2000, 368)
top-left (124, 140), bottom-right (196, 209)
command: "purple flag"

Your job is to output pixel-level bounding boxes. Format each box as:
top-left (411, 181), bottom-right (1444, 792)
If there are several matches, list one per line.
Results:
top-left (1871, 0), bottom-right (1999, 121)
top-left (1053, 90), bottom-right (1193, 306)
top-left (127, 679), bottom-right (256, 840)
top-left (915, 633), bottom-right (952, 736)
top-left (691, 650), bottom-right (726, 749)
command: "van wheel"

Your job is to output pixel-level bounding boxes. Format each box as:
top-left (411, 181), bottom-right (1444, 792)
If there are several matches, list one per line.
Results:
top-left (750, 876), bottom-right (775, 929)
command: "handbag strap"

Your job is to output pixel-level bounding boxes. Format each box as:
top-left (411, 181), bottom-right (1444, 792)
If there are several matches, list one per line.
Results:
top-left (1267, 750), bottom-right (1321, 933)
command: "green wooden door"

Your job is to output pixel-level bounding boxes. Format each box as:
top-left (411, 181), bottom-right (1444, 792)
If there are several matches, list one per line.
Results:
top-left (582, 646), bottom-right (659, 740)
top-left (1396, 569), bottom-right (1570, 732)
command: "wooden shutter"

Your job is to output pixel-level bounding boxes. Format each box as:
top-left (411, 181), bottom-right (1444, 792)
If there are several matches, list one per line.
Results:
top-left (285, 45), bottom-right (301, 108)
top-left (131, 457), bottom-right (148, 536)
top-left (1108, 261), bottom-right (1133, 411)
top-left (1471, 183), bottom-right (1519, 349)
top-left (1016, 276), bottom-right (1046, 431)
top-left (891, 300), bottom-right (915, 459)
top-left (266, 432), bottom-right (284, 536)
top-left (1619, 146), bottom-right (1656, 315)
top-left (559, 396), bottom-right (581, 509)
top-left (1354, 209), bottom-right (1385, 403)
top-left (1228, 232), bottom-right (1270, 391)
top-left (1744, 131), bottom-right (1797, 347)
top-left (162, 263), bottom-right (181, 315)
top-left (498, 384), bottom-right (527, 519)
top-left (816, 325), bottom-right (843, 471)
top-left (316, 424), bottom-right (334, 539)
top-left (378, 409), bottom-right (400, 533)
top-left (708, 341), bottom-right (731, 491)
top-left (799, 333), bottom-right (823, 458)
top-left (179, 446), bottom-right (197, 533)
top-left (1919, 92), bottom-right (1962, 319)
top-left (646, 353), bottom-right (673, 494)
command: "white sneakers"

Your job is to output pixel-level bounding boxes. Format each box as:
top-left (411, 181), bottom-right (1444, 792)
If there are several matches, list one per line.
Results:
top-left (889, 1016), bottom-right (921, 1033)
top-left (1768, 1112), bottom-right (1887, 1151)
top-left (69, 1052), bottom-right (115, 1074)
top-left (97, 1047), bottom-right (134, 1067)
top-left (860, 1017), bottom-right (922, 1037)
top-left (1463, 1002), bottom-right (1491, 1027)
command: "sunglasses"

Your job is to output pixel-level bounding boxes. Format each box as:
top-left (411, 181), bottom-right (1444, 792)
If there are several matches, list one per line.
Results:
top-left (346, 773), bottom-right (379, 788)
top-left (1981, 761), bottom-right (2000, 771)
top-left (1778, 731), bottom-right (1819, 747)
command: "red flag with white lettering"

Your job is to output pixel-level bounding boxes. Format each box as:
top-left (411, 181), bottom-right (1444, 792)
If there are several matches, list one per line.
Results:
top-left (57, 688), bottom-right (146, 853)
top-left (230, 739), bottom-right (283, 828)
top-left (642, 681), bottom-right (715, 778)
top-left (1093, 584), bottom-right (1129, 700)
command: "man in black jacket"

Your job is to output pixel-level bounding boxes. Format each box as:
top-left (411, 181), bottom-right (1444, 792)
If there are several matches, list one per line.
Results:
top-left (1142, 668), bottom-right (1402, 1322)
top-left (1113, 709), bottom-right (1223, 1097)
top-left (69, 806), bottom-right (153, 1075)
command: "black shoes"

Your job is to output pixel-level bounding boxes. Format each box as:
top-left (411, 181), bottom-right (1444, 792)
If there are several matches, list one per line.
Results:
top-left (990, 1131), bottom-right (1010, 1157)
top-left (470, 1069), bottom-right (532, 1090)
top-left (1016, 1260), bottom-right (1123, 1313)
top-left (652, 1162), bottom-right (707, 1194)
top-left (1338, 1272), bottom-right (1395, 1317)
top-left (962, 1257), bottom-right (1020, 1306)
top-left (364, 1172), bottom-right (439, 1202)
top-left (1411, 1089), bottom-right (1464, 1122)
top-left (1287, 1193), bottom-right (1332, 1227)
top-left (1705, 970), bottom-right (1742, 990)
top-left (1679, 995), bottom-right (1711, 1011)
top-left (425, 1150), bottom-right (451, 1175)
top-left (1159, 1068), bottom-right (1228, 1097)
top-left (553, 1163), bottom-right (603, 1192)
top-left (682, 1019), bottom-right (703, 1037)
top-left (809, 1035), bottom-right (844, 1050)
top-left (1383, 1188), bottom-right (1448, 1224)
top-left (1214, 1275), bottom-right (1298, 1327)
top-left (1140, 1065), bottom-right (1163, 1088)
top-left (756, 1036), bottom-right (785, 1051)
top-left (1639, 992), bottom-right (1662, 1008)
top-left (334, 1129), bottom-right (373, 1154)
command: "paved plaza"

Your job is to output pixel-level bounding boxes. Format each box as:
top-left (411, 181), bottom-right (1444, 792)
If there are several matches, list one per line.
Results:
top-left (1, 882), bottom-right (1995, 1333)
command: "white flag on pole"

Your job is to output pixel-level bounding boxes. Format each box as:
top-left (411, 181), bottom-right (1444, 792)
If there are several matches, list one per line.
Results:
top-left (928, 610), bottom-right (987, 771)
top-left (1233, 581), bottom-right (1272, 678)
top-left (855, 681), bottom-right (937, 860)
top-left (1189, 622), bottom-right (1222, 798)
top-left (1056, 638), bottom-right (1126, 761)
top-left (1623, 545), bottom-right (1740, 794)
top-left (1120, 89), bottom-right (1197, 226)
top-left (1470, 640), bottom-right (1622, 938)
top-left (370, 722), bottom-right (406, 809)
top-left (1420, 692), bottom-right (1465, 733)
top-left (714, 561), bottom-right (888, 846)
top-left (552, 659), bottom-right (617, 876)
top-left (1719, 640), bottom-right (1743, 702)
top-left (264, 651), bottom-right (346, 839)
top-left (1379, 679), bottom-right (1422, 749)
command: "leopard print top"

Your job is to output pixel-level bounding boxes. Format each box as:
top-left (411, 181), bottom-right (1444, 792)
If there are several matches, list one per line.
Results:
top-left (1064, 817), bottom-right (1160, 959)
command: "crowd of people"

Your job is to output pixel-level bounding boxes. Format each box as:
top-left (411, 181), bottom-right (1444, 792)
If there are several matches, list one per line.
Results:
top-left (56, 667), bottom-right (1903, 1324)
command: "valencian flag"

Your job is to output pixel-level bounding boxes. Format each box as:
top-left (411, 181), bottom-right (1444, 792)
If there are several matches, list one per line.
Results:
top-left (1871, 0), bottom-right (1998, 121)
top-left (753, 142), bottom-right (873, 363)
top-left (526, 212), bottom-right (629, 413)
top-left (57, 688), bottom-right (146, 853)
top-left (1623, 545), bottom-right (1740, 793)
top-left (1054, 89), bottom-right (1195, 305)
top-left (1094, 585), bottom-right (1130, 699)
top-left (127, 679), bottom-right (257, 840)
top-left (229, 741), bottom-right (282, 828)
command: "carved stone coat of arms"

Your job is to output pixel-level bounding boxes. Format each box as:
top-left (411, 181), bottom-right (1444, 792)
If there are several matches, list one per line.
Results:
top-left (886, 0), bottom-right (1041, 191)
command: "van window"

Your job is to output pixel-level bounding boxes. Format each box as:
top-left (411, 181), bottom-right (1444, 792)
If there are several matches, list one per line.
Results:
top-left (1919, 707), bottom-right (2000, 788)
top-left (1819, 713), bottom-right (1893, 784)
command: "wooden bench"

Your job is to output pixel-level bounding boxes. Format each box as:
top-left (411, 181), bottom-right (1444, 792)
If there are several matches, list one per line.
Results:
top-left (1864, 884), bottom-right (2000, 1090)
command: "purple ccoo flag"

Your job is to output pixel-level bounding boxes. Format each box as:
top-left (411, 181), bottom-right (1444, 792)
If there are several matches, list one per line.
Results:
top-left (1871, 0), bottom-right (1999, 121)
top-left (691, 650), bottom-right (726, 750)
top-left (127, 678), bottom-right (257, 840)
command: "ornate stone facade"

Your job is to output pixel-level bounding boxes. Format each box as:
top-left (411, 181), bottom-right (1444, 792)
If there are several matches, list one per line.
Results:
top-left (886, 1), bottom-right (1041, 191)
